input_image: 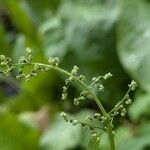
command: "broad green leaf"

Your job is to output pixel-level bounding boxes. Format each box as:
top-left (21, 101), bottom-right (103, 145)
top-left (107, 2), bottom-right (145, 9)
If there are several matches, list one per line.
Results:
top-left (117, 0), bottom-right (150, 92)
top-left (44, 0), bottom-right (120, 61)
top-left (40, 115), bottom-right (81, 150)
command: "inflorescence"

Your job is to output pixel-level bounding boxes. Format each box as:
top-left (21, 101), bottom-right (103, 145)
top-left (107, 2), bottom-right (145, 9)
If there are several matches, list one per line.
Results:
top-left (0, 48), bottom-right (137, 145)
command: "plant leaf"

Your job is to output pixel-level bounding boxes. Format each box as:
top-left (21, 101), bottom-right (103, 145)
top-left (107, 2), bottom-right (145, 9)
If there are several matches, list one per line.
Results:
top-left (117, 0), bottom-right (150, 92)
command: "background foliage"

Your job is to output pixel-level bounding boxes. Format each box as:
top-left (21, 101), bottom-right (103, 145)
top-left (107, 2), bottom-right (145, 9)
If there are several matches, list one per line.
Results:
top-left (0, 0), bottom-right (150, 149)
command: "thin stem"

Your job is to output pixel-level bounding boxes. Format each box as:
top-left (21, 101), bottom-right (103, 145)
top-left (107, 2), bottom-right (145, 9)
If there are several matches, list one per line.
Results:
top-left (108, 89), bottom-right (130, 116)
top-left (107, 125), bottom-right (115, 150)
top-left (33, 63), bottom-right (108, 116)
top-left (13, 62), bottom-right (115, 150)
top-left (74, 120), bottom-right (105, 130)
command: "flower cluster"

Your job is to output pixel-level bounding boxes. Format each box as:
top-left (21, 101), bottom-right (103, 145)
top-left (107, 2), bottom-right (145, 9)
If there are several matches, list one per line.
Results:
top-left (0, 54), bottom-right (14, 76)
top-left (128, 80), bottom-right (137, 91)
top-left (61, 112), bottom-right (105, 138)
top-left (48, 57), bottom-right (59, 67)
top-left (74, 91), bottom-right (89, 105)
top-left (61, 77), bottom-right (74, 100)
top-left (91, 72), bottom-right (113, 92)
top-left (61, 65), bottom-right (86, 101)
top-left (0, 48), bottom-right (138, 149)
top-left (0, 48), bottom-right (52, 82)
top-left (108, 80), bottom-right (137, 118)
top-left (18, 47), bottom-right (33, 64)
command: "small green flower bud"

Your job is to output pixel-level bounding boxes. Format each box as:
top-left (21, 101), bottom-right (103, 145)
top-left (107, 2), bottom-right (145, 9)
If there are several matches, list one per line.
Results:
top-left (72, 120), bottom-right (78, 126)
top-left (26, 47), bottom-right (32, 54)
top-left (74, 98), bottom-right (79, 105)
top-left (128, 80), bottom-right (137, 91)
top-left (16, 74), bottom-right (25, 80)
top-left (125, 98), bottom-right (132, 105)
top-left (92, 77), bottom-right (97, 82)
top-left (94, 113), bottom-right (101, 119)
top-left (101, 116), bottom-right (106, 122)
top-left (81, 91), bottom-right (89, 98)
top-left (31, 72), bottom-right (37, 77)
top-left (48, 57), bottom-right (53, 64)
top-left (69, 76), bottom-right (75, 82)
top-left (98, 84), bottom-right (104, 92)
top-left (85, 115), bottom-right (92, 121)
top-left (62, 93), bottom-right (67, 100)
top-left (0, 55), bottom-right (6, 60)
top-left (71, 65), bottom-right (79, 75)
top-left (25, 74), bottom-right (31, 82)
top-left (34, 65), bottom-right (41, 71)
top-left (114, 111), bottom-right (119, 116)
top-left (119, 105), bottom-right (124, 109)
top-left (48, 57), bottom-right (59, 66)
top-left (78, 75), bottom-right (86, 82)
top-left (63, 86), bottom-right (67, 92)
top-left (79, 96), bottom-right (85, 101)
top-left (92, 132), bottom-right (97, 137)
top-left (61, 112), bottom-right (69, 122)
top-left (103, 72), bottom-right (113, 80)
top-left (53, 57), bottom-right (59, 66)
top-left (121, 112), bottom-right (125, 117)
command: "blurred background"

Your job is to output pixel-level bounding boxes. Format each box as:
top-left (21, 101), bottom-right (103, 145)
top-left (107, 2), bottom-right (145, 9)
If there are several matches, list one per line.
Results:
top-left (0, 0), bottom-right (150, 149)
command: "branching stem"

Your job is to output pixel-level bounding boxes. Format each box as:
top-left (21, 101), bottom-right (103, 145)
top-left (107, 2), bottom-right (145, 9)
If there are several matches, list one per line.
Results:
top-left (13, 62), bottom-right (115, 150)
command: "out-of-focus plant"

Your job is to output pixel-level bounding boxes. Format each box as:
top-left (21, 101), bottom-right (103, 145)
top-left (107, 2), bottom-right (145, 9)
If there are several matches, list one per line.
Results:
top-left (0, 48), bottom-right (137, 150)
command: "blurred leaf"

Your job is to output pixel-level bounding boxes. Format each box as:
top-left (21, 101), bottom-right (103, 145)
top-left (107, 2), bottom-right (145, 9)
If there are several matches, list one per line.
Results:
top-left (0, 23), bottom-right (10, 53)
top-left (7, 71), bottom-right (60, 112)
top-left (40, 110), bottom-right (104, 150)
top-left (129, 92), bottom-right (150, 121)
top-left (3, 0), bottom-right (35, 37)
top-left (44, 0), bottom-right (120, 62)
top-left (139, 122), bottom-right (150, 136)
top-left (0, 112), bottom-right (40, 150)
top-left (40, 115), bottom-right (81, 150)
top-left (25, 0), bottom-right (60, 19)
top-left (41, 0), bottom-right (129, 105)
top-left (2, 0), bottom-right (43, 50)
top-left (18, 111), bottom-right (38, 129)
top-left (117, 0), bottom-right (150, 92)
top-left (117, 134), bottom-right (150, 150)
top-left (12, 34), bottom-right (26, 60)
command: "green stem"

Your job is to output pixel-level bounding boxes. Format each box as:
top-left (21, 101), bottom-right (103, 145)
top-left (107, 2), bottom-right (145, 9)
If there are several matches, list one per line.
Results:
top-left (14, 62), bottom-right (115, 150)
top-left (33, 63), bottom-right (108, 115)
top-left (107, 124), bottom-right (115, 150)
top-left (108, 89), bottom-right (130, 116)
top-left (34, 63), bottom-right (116, 150)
